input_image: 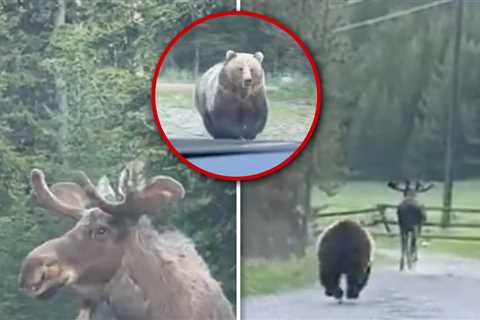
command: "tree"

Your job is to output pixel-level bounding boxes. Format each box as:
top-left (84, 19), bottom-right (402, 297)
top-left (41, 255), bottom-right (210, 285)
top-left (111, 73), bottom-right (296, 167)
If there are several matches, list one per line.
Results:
top-left (0, 1), bottom-right (236, 318)
top-left (241, 0), bottom-right (355, 258)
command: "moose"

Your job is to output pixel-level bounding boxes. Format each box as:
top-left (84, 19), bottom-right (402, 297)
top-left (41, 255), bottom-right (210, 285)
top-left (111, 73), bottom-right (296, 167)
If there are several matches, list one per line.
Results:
top-left (388, 179), bottom-right (434, 271)
top-left (18, 164), bottom-right (235, 320)
top-left (316, 219), bottom-right (374, 302)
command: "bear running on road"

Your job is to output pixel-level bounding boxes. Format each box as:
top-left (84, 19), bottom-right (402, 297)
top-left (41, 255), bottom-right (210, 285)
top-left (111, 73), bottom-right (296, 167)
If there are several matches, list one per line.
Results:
top-left (194, 50), bottom-right (268, 140)
top-left (317, 219), bottom-right (374, 301)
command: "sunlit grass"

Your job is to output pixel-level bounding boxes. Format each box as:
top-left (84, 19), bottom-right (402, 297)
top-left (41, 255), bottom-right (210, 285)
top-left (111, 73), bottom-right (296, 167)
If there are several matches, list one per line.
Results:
top-left (427, 240), bottom-right (480, 259)
top-left (242, 246), bottom-right (393, 297)
top-left (311, 180), bottom-right (480, 211)
top-left (242, 252), bottom-right (317, 297)
top-left (311, 180), bottom-right (480, 256)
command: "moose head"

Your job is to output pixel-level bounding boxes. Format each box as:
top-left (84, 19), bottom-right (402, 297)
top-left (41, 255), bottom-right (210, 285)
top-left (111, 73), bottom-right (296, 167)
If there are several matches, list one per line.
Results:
top-left (18, 164), bottom-right (185, 317)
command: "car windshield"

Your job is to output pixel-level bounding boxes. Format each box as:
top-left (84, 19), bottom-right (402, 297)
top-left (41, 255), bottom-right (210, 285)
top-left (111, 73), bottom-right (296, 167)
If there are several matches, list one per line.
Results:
top-left (172, 138), bottom-right (300, 156)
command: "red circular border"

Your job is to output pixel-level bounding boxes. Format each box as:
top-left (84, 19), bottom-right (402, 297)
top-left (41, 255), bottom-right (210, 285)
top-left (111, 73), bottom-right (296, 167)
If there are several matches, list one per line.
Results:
top-left (151, 10), bottom-right (322, 181)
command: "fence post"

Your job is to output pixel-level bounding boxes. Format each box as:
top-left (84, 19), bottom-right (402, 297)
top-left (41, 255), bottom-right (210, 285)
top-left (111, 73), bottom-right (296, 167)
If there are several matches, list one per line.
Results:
top-left (377, 204), bottom-right (392, 235)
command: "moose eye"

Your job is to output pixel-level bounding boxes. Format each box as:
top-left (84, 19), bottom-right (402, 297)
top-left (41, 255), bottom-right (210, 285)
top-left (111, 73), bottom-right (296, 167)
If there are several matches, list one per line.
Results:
top-left (92, 226), bottom-right (109, 239)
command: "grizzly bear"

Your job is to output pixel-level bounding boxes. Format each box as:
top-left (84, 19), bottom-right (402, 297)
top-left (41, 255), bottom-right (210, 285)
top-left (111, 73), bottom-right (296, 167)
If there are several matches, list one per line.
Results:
top-left (194, 50), bottom-right (268, 140)
top-left (316, 220), bottom-right (374, 301)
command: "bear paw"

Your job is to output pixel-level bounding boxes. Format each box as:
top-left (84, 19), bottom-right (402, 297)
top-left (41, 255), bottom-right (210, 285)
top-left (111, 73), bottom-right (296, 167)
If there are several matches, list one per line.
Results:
top-left (326, 288), bottom-right (344, 299)
top-left (347, 289), bottom-right (359, 299)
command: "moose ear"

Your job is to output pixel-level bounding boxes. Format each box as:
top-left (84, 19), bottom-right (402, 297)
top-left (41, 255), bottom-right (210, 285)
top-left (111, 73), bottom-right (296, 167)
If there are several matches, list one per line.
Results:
top-left (143, 176), bottom-right (185, 202)
top-left (226, 50), bottom-right (236, 61)
top-left (254, 51), bottom-right (264, 63)
top-left (131, 176), bottom-right (185, 215)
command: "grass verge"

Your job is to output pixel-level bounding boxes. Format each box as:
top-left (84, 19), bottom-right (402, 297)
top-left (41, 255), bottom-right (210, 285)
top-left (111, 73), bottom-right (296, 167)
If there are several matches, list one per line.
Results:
top-left (426, 239), bottom-right (480, 259)
top-left (242, 252), bottom-right (317, 297)
top-left (242, 246), bottom-right (393, 297)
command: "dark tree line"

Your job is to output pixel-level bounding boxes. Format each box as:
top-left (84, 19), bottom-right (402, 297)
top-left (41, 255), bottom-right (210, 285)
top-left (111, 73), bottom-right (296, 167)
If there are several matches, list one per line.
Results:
top-left (242, 0), bottom-right (480, 259)
top-left (0, 1), bottom-right (235, 319)
top-left (167, 14), bottom-right (312, 76)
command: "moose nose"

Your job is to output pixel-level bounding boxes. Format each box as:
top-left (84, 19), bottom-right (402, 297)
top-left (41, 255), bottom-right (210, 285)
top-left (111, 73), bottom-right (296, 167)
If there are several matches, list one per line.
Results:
top-left (19, 257), bottom-right (44, 292)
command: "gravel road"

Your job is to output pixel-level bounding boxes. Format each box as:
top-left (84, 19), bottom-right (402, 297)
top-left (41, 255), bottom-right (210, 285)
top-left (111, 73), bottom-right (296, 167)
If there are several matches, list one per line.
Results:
top-left (243, 252), bottom-right (480, 320)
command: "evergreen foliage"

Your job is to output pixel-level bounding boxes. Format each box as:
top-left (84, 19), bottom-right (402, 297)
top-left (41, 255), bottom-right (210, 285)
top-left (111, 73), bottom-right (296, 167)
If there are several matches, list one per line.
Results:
top-left (0, 1), bottom-right (235, 318)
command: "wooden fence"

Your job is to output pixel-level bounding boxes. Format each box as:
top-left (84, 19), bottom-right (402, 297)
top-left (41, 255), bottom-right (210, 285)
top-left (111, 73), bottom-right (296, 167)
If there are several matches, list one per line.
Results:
top-left (311, 203), bottom-right (480, 241)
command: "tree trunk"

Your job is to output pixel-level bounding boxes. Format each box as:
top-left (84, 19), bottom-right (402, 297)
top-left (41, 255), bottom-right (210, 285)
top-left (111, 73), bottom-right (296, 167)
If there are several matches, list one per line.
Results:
top-left (54, 0), bottom-right (68, 165)
top-left (442, 0), bottom-right (464, 227)
top-left (242, 172), bottom-right (305, 260)
top-left (193, 43), bottom-right (200, 80)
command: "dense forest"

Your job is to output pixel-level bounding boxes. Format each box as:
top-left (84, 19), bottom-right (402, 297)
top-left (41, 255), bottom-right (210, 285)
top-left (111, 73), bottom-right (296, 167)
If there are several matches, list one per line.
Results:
top-left (165, 14), bottom-right (313, 77)
top-left (245, 0), bottom-right (480, 180)
top-left (0, 1), bottom-right (235, 319)
top-left (242, 0), bottom-right (480, 258)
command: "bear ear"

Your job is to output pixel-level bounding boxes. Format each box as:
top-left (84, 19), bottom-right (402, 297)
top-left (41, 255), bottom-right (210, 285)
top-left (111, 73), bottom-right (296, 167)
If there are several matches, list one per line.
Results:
top-left (254, 51), bottom-right (264, 63)
top-left (226, 50), bottom-right (236, 61)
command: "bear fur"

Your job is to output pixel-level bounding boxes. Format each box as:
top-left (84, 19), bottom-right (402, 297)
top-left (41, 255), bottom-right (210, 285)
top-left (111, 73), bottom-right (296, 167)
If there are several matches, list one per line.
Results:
top-left (194, 50), bottom-right (268, 140)
top-left (316, 219), bottom-right (374, 300)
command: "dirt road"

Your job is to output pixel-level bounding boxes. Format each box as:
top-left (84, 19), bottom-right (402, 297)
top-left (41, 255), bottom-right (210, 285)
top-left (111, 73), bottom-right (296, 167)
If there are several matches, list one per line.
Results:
top-left (243, 252), bottom-right (480, 319)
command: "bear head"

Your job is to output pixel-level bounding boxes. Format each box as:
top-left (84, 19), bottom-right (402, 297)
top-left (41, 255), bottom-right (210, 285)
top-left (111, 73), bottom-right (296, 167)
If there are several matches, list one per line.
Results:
top-left (223, 50), bottom-right (265, 98)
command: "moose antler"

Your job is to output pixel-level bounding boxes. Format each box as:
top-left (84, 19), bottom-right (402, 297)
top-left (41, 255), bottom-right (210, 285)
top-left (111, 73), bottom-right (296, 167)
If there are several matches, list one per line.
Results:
top-left (387, 180), bottom-right (410, 192)
top-left (30, 169), bottom-right (86, 220)
top-left (388, 179), bottom-right (434, 197)
top-left (74, 171), bottom-right (125, 212)
top-left (415, 180), bottom-right (434, 193)
top-left (75, 169), bottom-right (185, 217)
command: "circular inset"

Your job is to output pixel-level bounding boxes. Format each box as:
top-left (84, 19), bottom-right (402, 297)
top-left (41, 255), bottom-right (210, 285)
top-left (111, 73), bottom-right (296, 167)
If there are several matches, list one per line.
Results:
top-left (151, 11), bottom-right (321, 181)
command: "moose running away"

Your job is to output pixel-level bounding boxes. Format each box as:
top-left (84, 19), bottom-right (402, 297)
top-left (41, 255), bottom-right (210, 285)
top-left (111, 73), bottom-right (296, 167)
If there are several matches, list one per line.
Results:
top-left (388, 179), bottom-right (434, 271)
top-left (18, 165), bottom-right (235, 320)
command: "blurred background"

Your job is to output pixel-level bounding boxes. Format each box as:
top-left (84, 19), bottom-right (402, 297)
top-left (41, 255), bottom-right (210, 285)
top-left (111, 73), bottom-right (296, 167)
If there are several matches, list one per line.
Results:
top-left (241, 2), bottom-right (480, 318)
top-left (156, 14), bottom-right (317, 141)
top-left (0, 1), bottom-right (236, 319)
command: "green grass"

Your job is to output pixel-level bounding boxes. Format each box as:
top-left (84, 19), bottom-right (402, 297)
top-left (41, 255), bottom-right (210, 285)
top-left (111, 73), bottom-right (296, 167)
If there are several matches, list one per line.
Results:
top-left (242, 252), bottom-right (317, 296)
top-left (376, 235), bottom-right (480, 260)
top-left (427, 240), bottom-right (480, 259)
top-left (158, 68), bottom-right (194, 83)
top-left (266, 73), bottom-right (316, 102)
top-left (310, 179), bottom-right (480, 258)
top-left (242, 246), bottom-right (393, 297)
top-left (311, 180), bottom-right (480, 231)
top-left (311, 180), bottom-right (480, 211)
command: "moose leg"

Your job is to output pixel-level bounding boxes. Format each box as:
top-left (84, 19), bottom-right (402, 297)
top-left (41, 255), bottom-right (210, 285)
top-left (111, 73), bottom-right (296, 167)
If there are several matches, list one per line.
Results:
top-left (75, 300), bottom-right (96, 320)
top-left (411, 227), bottom-right (419, 263)
top-left (399, 232), bottom-right (407, 271)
